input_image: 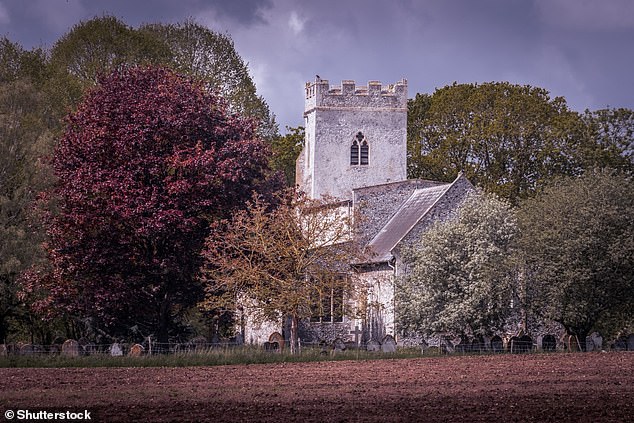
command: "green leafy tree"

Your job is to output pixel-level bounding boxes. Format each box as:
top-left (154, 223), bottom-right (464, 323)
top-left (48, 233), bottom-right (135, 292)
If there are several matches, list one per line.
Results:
top-left (270, 126), bottom-right (304, 186)
top-left (518, 171), bottom-right (634, 346)
top-left (407, 82), bottom-right (588, 203)
top-left (0, 39), bottom-right (53, 342)
top-left (200, 191), bottom-right (360, 353)
top-left (46, 16), bottom-right (170, 122)
top-left (140, 20), bottom-right (278, 140)
top-left (581, 108), bottom-right (634, 170)
top-left (396, 191), bottom-right (518, 339)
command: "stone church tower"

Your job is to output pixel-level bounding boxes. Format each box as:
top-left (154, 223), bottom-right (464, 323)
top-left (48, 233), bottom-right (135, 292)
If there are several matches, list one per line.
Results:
top-left (296, 78), bottom-right (408, 200)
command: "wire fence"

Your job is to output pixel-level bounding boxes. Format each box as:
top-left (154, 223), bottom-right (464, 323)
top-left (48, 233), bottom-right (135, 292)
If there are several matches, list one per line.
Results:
top-left (2, 337), bottom-right (626, 358)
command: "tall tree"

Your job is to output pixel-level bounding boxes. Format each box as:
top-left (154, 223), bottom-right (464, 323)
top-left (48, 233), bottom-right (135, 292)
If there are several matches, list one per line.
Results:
top-left (396, 191), bottom-right (518, 340)
top-left (0, 39), bottom-right (53, 342)
top-left (140, 20), bottom-right (278, 140)
top-left (200, 192), bottom-right (360, 353)
top-left (46, 16), bottom-right (170, 119)
top-left (518, 171), bottom-right (634, 346)
top-left (407, 82), bottom-right (589, 204)
top-left (270, 126), bottom-right (304, 186)
top-left (20, 67), bottom-right (272, 343)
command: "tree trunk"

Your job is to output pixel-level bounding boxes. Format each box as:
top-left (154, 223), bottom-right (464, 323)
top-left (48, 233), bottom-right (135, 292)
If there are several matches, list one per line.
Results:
top-left (290, 314), bottom-right (299, 355)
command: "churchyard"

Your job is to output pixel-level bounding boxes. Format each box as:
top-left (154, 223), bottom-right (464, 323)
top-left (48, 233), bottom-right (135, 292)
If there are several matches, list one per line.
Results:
top-left (0, 352), bottom-right (631, 422)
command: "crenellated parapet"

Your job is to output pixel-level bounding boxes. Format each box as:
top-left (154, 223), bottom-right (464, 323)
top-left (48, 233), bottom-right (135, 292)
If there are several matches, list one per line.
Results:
top-left (305, 78), bottom-right (408, 114)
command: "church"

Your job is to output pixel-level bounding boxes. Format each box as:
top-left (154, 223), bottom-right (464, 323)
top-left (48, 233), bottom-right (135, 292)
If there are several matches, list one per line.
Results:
top-left (243, 77), bottom-right (475, 347)
top-left (294, 77), bottom-right (474, 346)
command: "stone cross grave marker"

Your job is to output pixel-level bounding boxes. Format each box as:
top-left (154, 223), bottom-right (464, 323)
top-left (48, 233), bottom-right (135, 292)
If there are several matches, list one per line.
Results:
top-left (62, 339), bottom-right (80, 357)
top-left (350, 326), bottom-right (362, 347)
top-left (110, 342), bottom-right (123, 357)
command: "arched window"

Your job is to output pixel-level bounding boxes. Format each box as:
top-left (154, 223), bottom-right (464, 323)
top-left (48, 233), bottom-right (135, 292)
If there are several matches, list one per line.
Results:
top-left (350, 140), bottom-right (359, 165)
top-left (360, 139), bottom-right (369, 165)
top-left (351, 132), bottom-right (368, 166)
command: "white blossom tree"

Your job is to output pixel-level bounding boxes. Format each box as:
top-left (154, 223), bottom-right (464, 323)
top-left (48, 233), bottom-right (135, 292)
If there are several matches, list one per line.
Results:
top-left (396, 191), bottom-right (518, 339)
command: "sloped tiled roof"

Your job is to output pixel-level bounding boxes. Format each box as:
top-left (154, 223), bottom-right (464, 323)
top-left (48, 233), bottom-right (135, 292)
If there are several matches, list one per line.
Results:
top-left (365, 183), bottom-right (452, 263)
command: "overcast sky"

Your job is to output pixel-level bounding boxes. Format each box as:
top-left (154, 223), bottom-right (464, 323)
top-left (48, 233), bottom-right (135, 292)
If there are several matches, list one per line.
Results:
top-left (2, 0), bottom-right (634, 132)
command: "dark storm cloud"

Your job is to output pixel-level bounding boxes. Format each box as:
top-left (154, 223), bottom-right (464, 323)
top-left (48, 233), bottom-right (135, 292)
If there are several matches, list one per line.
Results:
top-left (1, 0), bottom-right (633, 130)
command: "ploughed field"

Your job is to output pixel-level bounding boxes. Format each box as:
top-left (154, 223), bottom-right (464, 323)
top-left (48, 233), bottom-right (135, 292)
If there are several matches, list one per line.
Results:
top-left (1, 352), bottom-right (632, 422)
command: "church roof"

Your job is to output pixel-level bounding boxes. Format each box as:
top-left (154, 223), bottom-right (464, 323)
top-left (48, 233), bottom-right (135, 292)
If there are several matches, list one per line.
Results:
top-left (364, 182), bottom-right (453, 263)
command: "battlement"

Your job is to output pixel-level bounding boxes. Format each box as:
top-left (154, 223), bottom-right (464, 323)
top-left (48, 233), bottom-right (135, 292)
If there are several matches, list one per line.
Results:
top-left (304, 77), bottom-right (408, 112)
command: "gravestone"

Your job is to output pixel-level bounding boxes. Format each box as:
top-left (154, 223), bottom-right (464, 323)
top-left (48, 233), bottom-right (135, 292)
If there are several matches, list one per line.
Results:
top-left (234, 332), bottom-right (244, 346)
top-left (128, 343), bottom-right (144, 356)
top-left (110, 342), bottom-right (123, 357)
top-left (269, 332), bottom-right (285, 352)
top-left (568, 335), bottom-right (580, 352)
top-left (381, 335), bottom-right (397, 353)
top-left (612, 337), bottom-right (627, 351)
top-left (490, 336), bottom-right (504, 353)
top-left (586, 332), bottom-right (603, 352)
top-left (366, 339), bottom-right (381, 352)
top-left (62, 339), bottom-right (80, 357)
top-left (542, 334), bottom-right (556, 352)
top-left (78, 338), bottom-right (97, 355)
top-left (627, 334), bottom-right (634, 351)
top-left (0, 344), bottom-right (6, 356)
top-left (332, 338), bottom-right (346, 352)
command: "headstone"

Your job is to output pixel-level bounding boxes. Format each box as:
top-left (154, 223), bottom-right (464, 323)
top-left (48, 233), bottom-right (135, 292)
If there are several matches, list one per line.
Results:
top-left (0, 344), bottom-right (6, 356)
top-left (332, 338), bottom-right (346, 352)
top-left (269, 332), bottom-right (285, 352)
top-left (586, 332), bottom-right (603, 352)
top-left (61, 339), bottom-right (80, 357)
top-left (234, 332), bottom-right (244, 346)
top-left (78, 338), bottom-right (97, 356)
top-left (366, 339), bottom-right (381, 352)
top-left (381, 335), bottom-right (397, 353)
top-left (490, 336), bottom-right (504, 353)
top-left (471, 338), bottom-right (484, 353)
top-left (110, 342), bottom-right (123, 357)
top-left (128, 343), bottom-right (144, 356)
top-left (627, 334), bottom-right (634, 351)
top-left (613, 337), bottom-right (627, 351)
top-left (542, 334), bottom-right (556, 351)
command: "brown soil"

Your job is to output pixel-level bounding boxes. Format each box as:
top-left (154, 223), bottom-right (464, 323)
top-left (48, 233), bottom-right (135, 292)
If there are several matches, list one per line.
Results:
top-left (1, 352), bottom-right (632, 422)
